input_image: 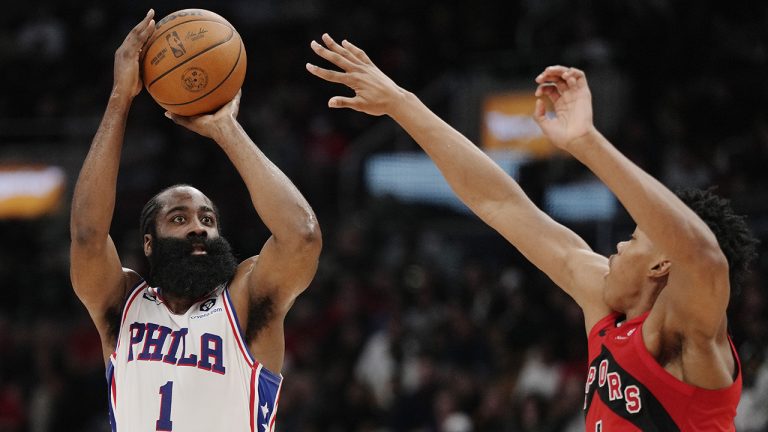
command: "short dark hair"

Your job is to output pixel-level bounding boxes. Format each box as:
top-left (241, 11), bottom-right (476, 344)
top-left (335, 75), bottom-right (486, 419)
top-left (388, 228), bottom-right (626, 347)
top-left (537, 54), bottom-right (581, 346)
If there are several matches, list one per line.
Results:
top-left (139, 184), bottom-right (221, 239)
top-left (676, 188), bottom-right (759, 297)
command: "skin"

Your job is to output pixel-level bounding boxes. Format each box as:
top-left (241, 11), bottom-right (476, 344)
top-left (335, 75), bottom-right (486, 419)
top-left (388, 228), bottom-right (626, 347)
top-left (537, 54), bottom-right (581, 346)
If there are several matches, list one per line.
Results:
top-left (70, 10), bottom-right (321, 374)
top-left (306, 34), bottom-right (734, 390)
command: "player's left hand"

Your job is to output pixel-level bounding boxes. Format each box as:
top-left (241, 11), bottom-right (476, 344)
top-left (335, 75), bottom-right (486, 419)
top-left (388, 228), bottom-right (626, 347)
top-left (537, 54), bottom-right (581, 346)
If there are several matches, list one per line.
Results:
top-left (533, 66), bottom-right (597, 152)
top-left (164, 90), bottom-right (241, 139)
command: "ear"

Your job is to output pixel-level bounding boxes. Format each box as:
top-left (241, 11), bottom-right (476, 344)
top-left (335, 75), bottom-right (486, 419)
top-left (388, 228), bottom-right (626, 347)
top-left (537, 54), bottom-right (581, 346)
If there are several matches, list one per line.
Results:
top-left (143, 234), bottom-right (153, 257)
top-left (649, 259), bottom-right (671, 278)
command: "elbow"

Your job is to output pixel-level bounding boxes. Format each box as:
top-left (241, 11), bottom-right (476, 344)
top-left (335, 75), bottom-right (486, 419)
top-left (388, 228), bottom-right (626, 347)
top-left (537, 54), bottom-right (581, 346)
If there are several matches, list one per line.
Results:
top-left (295, 217), bottom-right (323, 255)
top-left (679, 221), bottom-right (728, 274)
top-left (704, 247), bottom-right (729, 275)
top-left (70, 224), bottom-right (104, 247)
top-left (691, 242), bottom-right (729, 279)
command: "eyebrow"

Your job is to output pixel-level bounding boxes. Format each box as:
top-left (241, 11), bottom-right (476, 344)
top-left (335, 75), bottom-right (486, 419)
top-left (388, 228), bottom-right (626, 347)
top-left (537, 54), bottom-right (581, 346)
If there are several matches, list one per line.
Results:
top-left (164, 205), bottom-right (216, 215)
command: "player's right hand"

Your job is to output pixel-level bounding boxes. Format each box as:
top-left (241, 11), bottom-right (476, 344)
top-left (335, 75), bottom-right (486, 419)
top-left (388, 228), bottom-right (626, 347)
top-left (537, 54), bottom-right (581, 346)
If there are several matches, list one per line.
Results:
top-left (306, 33), bottom-right (407, 117)
top-left (113, 9), bottom-right (155, 100)
top-left (164, 90), bottom-right (242, 140)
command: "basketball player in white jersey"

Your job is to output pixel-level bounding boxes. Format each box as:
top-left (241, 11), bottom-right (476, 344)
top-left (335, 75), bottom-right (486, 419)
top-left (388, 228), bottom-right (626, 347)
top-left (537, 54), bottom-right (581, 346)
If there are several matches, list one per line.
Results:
top-left (70, 11), bottom-right (321, 431)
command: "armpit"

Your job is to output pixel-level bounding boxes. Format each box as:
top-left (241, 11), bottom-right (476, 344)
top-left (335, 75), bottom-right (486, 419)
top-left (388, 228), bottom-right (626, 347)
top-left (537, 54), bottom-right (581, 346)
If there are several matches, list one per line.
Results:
top-left (245, 296), bottom-right (275, 342)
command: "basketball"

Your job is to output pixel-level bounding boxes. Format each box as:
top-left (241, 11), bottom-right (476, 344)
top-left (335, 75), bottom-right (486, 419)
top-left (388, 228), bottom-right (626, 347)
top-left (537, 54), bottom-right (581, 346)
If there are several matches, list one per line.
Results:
top-left (141, 9), bottom-right (246, 116)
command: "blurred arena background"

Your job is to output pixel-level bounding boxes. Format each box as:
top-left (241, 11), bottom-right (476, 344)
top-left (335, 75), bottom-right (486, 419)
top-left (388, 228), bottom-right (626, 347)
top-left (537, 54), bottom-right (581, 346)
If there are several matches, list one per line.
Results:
top-left (1, 1), bottom-right (767, 431)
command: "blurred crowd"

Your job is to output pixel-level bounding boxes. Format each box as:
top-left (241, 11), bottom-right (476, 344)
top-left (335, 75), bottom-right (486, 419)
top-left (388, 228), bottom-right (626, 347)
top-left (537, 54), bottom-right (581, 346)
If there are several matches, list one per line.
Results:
top-left (1, 1), bottom-right (768, 431)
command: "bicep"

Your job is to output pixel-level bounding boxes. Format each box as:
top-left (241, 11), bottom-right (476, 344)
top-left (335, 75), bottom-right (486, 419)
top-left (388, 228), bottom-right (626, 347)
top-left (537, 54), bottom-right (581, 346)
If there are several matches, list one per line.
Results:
top-left (70, 234), bottom-right (132, 321)
top-left (485, 201), bottom-right (612, 323)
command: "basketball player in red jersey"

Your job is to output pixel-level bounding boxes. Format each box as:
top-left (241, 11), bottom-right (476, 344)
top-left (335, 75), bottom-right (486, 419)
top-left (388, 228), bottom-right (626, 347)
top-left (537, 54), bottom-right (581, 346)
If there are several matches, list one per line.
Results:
top-left (307, 34), bottom-right (757, 430)
top-left (70, 11), bottom-right (321, 430)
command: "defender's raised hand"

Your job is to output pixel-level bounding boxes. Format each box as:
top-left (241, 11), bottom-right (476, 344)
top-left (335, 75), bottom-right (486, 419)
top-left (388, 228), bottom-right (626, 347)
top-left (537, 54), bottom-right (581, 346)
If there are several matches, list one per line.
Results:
top-left (113, 9), bottom-right (155, 99)
top-left (533, 66), bottom-right (596, 152)
top-left (306, 33), bottom-right (407, 117)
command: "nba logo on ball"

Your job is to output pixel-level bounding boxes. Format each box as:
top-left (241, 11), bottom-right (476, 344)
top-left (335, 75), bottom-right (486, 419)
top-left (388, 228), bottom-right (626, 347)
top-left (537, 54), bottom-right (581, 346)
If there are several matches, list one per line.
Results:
top-left (141, 9), bottom-right (247, 116)
top-left (165, 31), bottom-right (186, 57)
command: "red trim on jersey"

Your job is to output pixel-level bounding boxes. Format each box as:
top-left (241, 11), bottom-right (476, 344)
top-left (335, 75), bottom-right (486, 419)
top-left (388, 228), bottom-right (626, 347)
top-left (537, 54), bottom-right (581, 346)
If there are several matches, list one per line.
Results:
top-left (249, 366), bottom-right (257, 432)
top-left (115, 282), bottom-right (147, 351)
top-left (111, 372), bottom-right (116, 407)
top-left (269, 378), bottom-right (283, 431)
top-left (222, 291), bottom-right (255, 368)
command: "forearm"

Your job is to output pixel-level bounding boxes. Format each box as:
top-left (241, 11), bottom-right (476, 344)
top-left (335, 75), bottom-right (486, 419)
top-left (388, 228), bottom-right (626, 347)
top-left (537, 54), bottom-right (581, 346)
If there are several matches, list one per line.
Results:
top-left (389, 92), bottom-right (533, 215)
top-left (571, 129), bottom-right (720, 258)
top-left (213, 121), bottom-right (319, 243)
top-left (70, 92), bottom-right (132, 242)
top-left (389, 92), bottom-right (604, 303)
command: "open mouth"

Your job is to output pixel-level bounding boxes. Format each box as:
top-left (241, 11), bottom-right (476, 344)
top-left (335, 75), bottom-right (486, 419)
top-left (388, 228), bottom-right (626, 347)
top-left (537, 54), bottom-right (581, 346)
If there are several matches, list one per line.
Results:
top-left (191, 244), bottom-right (207, 255)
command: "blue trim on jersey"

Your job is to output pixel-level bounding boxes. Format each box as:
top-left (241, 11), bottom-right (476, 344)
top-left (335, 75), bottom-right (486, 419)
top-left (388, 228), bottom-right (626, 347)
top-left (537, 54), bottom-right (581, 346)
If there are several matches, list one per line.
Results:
top-left (223, 286), bottom-right (256, 365)
top-left (223, 286), bottom-right (247, 341)
top-left (104, 360), bottom-right (113, 383)
top-left (127, 277), bottom-right (146, 295)
top-left (223, 287), bottom-right (284, 380)
top-left (259, 363), bottom-right (282, 386)
top-left (256, 365), bottom-right (282, 430)
top-left (106, 361), bottom-right (117, 432)
top-left (113, 280), bottom-right (147, 354)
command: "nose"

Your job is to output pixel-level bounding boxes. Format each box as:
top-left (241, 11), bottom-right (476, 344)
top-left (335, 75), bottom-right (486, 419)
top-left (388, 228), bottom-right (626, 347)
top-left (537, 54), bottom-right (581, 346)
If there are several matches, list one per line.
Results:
top-left (616, 240), bottom-right (627, 253)
top-left (186, 220), bottom-right (209, 239)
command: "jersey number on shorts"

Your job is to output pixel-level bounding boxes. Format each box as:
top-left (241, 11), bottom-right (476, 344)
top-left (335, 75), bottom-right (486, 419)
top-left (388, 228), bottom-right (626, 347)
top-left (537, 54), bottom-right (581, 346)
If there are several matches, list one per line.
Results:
top-left (156, 381), bottom-right (174, 431)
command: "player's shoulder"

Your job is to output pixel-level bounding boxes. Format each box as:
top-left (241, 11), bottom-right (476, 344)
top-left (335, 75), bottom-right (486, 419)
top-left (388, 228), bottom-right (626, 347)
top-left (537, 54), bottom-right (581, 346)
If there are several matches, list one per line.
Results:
top-left (122, 268), bottom-right (143, 287)
top-left (226, 256), bottom-right (260, 296)
top-left (231, 255), bottom-right (260, 284)
top-left (236, 255), bottom-right (260, 273)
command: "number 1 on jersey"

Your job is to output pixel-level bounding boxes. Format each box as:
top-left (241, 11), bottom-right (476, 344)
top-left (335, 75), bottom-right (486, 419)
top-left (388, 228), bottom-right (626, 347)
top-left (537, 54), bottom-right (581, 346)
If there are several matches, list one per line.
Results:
top-left (156, 381), bottom-right (173, 431)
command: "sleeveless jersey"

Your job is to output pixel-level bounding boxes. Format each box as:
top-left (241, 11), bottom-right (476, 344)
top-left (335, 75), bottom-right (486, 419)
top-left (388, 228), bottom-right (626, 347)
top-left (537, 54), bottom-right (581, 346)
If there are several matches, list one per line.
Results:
top-left (107, 281), bottom-right (282, 432)
top-left (584, 311), bottom-right (741, 431)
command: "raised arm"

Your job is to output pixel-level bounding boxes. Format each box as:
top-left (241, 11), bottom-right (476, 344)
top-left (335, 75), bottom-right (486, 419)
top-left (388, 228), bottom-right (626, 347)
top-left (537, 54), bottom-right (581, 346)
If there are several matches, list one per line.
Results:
top-left (70, 11), bottom-right (155, 355)
top-left (306, 34), bottom-right (611, 327)
top-left (165, 94), bottom-right (321, 316)
top-left (533, 66), bottom-right (729, 340)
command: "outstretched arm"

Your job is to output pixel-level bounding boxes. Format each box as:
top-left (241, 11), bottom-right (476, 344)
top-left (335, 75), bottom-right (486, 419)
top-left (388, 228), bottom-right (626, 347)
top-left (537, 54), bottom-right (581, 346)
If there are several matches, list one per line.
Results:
top-left (166, 94), bottom-right (322, 316)
top-left (533, 66), bottom-right (729, 340)
top-left (306, 34), bottom-right (611, 328)
top-left (70, 10), bottom-right (155, 356)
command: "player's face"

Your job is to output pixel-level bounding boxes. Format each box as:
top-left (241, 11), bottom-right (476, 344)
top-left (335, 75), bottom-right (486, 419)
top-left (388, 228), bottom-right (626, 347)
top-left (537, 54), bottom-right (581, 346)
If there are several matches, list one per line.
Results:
top-left (603, 227), bottom-right (660, 312)
top-left (145, 186), bottom-right (237, 299)
top-left (154, 186), bottom-right (220, 244)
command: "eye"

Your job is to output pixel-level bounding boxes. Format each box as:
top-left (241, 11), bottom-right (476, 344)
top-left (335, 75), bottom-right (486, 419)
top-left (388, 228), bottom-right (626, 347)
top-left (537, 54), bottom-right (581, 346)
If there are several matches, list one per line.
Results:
top-left (201, 216), bottom-right (214, 225)
top-left (172, 215), bottom-right (186, 224)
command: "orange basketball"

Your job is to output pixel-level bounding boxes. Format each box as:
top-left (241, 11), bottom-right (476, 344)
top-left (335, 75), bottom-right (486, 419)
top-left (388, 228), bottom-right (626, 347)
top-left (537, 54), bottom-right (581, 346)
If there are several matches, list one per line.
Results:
top-left (141, 9), bottom-right (246, 116)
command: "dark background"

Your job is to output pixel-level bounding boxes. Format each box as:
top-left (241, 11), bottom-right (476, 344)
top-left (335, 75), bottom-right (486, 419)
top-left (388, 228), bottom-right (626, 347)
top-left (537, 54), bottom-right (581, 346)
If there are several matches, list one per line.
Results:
top-left (1, 1), bottom-right (767, 431)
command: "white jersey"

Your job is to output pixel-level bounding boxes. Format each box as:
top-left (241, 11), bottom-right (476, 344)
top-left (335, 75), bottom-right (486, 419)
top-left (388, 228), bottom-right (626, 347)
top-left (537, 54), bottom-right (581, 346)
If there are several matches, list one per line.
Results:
top-left (107, 281), bottom-right (282, 432)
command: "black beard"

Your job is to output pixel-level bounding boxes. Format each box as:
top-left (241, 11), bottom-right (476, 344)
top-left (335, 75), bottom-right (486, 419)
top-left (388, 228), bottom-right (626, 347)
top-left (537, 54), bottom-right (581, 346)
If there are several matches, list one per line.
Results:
top-left (147, 234), bottom-right (238, 300)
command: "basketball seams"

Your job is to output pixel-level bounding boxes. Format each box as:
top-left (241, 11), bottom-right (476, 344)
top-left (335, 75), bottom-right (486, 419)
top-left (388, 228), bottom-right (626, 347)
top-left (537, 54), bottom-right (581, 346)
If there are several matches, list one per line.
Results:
top-left (159, 38), bottom-right (245, 108)
top-left (146, 24), bottom-right (236, 90)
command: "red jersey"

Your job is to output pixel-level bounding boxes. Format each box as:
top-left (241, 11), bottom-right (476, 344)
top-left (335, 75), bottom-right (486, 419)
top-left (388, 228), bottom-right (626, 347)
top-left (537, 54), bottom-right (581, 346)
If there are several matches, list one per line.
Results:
top-left (584, 311), bottom-right (741, 431)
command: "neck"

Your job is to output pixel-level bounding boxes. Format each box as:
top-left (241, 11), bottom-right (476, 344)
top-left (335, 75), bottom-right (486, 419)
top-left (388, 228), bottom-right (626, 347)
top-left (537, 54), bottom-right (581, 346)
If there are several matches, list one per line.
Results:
top-left (624, 279), bottom-right (665, 320)
top-left (163, 295), bottom-right (197, 315)
top-left (624, 304), bottom-right (651, 321)
top-left (160, 288), bottom-right (214, 314)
